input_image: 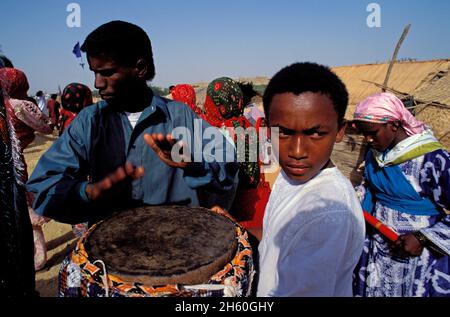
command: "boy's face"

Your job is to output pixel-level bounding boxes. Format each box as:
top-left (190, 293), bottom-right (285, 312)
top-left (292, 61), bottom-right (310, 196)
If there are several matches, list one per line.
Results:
top-left (269, 92), bottom-right (344, 183)
top-left (88, 54), bottom-right (142, 108)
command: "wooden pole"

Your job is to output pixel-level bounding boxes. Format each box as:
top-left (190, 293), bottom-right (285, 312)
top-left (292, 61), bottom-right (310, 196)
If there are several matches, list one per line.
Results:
top-left (382, 24), bottom-right (412, 92)
top-left (362, 80), bottom-right (450, 110)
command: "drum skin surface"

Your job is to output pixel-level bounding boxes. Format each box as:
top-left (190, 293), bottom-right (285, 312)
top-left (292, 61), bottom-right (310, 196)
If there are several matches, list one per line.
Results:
top-left (58, 206), bottom-right (255, 297)
top-left (85, 206), bottom-right (238, 285)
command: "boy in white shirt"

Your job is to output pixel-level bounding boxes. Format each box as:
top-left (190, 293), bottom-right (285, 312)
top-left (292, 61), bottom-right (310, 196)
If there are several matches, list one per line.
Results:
top-left (257, 62), bottom-right (365, 297)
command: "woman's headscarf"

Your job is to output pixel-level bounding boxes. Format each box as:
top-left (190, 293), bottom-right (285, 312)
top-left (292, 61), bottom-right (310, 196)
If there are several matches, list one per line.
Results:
top-left (203, 77), bottom-right (259, 188)
top-left (0, 68), bottom-right (29, 100)
top-left (203, 77), bottom-right (247, 129)
top-left (0, 68), bottom-right (52, 151)
top-left (61, 83), bottom-right (93, 113)
top-left (353, 92), bottom-right (426, 136)
top-left (171, 84), bottom-right (202, 114)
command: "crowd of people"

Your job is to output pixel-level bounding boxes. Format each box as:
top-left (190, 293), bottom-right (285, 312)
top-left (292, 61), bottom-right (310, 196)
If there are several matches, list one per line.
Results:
top-left (0, 20), bottom-right (448, 298)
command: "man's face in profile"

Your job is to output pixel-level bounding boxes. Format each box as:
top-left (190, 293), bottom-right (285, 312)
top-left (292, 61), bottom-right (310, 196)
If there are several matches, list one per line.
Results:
top-left (88, 54), bottom-right (142, 108)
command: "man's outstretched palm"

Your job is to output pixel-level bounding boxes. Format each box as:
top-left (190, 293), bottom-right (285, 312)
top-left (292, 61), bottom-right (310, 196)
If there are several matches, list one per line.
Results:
top-left (85, 162), bottom-right (145, 201)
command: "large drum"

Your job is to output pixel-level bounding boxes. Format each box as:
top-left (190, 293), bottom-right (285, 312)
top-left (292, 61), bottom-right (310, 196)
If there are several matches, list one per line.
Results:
top-left (58, 206), bottom-right (254, 297)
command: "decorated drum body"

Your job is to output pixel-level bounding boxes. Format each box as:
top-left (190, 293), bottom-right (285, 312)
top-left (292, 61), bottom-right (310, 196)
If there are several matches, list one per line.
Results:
top-left (58, 206), bottom-right (254, 297)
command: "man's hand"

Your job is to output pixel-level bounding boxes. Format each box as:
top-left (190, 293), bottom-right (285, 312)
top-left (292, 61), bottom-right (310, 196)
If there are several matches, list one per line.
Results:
top-left (210, 205), bottom-right (236, 222)
top-left (391, 233), bottom-right (424, 258)
top-left (85, 162), bottom-right (144, 201)
top-left (144, 133), bottom-right (191, 169)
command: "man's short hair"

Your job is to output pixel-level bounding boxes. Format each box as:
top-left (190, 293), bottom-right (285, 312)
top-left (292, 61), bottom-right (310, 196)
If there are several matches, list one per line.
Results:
top-left (81, 20), bottom-right (156, 81)
top-left (263, 62), bottom-right (348, 125)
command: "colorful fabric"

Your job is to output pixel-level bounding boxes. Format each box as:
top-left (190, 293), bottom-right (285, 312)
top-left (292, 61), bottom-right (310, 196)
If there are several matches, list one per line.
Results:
top-left (61, 83), bottom-right (93, 113)
top-left (72, 223), bottom-right (89, 239)
top-left (204, 77), bottom-right (245, 127)
top-left (244, 104), bottom-right (265, 126)
top-left (0, 83), bottom-right (36, 296)
top-left (59, 83), bottom-right (93, 135)
top-left (0, 68), bottom-right (29, 99)
top-left (354, 149), bottom-right (450, 297)
top-left (58, 222), bottom-right (254, 297)
top-left (0, 69), bottom-right (53, 274)
top-left (0, 68), bottom-right (52, 151)
top-left (8, 99), bottom-right (52, 150)
top-left (236, 117), bottom-right (271, 230)
top-left (58, 109), bottom-right (77, 135)
top-left (203, 77), bottom-right (260, 189)
top-left (371, 129), bottom-right (443, 167)
top-left (47, 99), bottom-right (60, 126)
top-left (171, 84), bottom-right (202, 115)
top-left (235, 177), bottom-right (271, 230)
top-left (363, 150), bottom-right (441, 217)
top-left (353, 92), bottom-right (426, 136)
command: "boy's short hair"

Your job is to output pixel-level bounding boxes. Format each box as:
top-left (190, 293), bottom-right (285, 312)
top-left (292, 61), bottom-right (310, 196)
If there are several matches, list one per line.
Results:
top-left (81, 20), bottom-right (155, 81)
top-left (263, 62), bottom-right (348, 125)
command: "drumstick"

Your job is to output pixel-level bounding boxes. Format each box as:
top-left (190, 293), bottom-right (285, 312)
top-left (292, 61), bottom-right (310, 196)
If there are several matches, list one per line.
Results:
top-left (363, 211), bottom-right (399, 242)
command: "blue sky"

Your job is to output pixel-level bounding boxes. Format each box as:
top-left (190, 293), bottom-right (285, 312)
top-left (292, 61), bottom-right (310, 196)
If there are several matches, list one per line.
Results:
top-left (1, 0), bottom-right (449, 94)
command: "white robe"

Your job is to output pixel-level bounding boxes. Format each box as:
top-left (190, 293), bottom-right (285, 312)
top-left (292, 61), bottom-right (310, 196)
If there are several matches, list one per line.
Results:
top-left (257, 167), bottom-right (365, 297)
top-left (36, 95), bottom-right (49, 116)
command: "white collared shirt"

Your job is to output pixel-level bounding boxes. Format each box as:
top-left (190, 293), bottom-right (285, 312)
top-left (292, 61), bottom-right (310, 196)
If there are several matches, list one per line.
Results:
top-left (257, 167), bottom-right (365, 297)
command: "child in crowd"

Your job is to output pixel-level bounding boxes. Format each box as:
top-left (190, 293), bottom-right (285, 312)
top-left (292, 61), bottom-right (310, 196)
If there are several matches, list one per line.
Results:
top-left (257, 62), bottom-right (365, 296)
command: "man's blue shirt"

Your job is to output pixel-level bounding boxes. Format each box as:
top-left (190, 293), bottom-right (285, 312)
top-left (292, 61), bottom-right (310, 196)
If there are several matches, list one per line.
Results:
top-left (27, 94), bottom-right (239, 224)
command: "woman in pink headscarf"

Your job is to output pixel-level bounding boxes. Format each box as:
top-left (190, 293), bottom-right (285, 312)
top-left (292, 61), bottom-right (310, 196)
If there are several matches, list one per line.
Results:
top-left (0, 68), bottom-right (53, 272)
top-left (352, 92), bottom-right (450, 297)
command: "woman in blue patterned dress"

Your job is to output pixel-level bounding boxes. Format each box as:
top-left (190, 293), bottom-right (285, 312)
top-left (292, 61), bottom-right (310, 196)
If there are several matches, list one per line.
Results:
top-left (352, 92), bottom-right (450, 297)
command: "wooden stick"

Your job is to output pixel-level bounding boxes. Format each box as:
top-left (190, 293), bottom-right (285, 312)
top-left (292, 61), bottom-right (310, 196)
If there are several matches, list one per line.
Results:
top-left (383, 24), bottom-right (412, 91)
top-left (362, 80), bottom-right (450, 110)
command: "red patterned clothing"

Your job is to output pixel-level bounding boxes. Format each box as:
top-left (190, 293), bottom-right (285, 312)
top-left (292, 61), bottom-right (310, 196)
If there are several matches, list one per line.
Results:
top-left (59, 83), bottom-right (93, 135)
top-left (59, 108), bottom-right (77, 135)
top-left (0, 68), bottom-right (52, 152)
top-left (9, 99), bottom-right (52, 151)
top-left (0, 67), bottom-right (29, 99)
top-left (202, 77), bottom-right (268, 227)
top-left (171, 84), bottom-right (202, 115)
top-left (47, 99), bottom-right (60, 126)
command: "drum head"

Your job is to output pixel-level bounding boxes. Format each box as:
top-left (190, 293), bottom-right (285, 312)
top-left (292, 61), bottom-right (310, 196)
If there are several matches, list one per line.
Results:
top-left (85, 206), bottom-right (238, 286)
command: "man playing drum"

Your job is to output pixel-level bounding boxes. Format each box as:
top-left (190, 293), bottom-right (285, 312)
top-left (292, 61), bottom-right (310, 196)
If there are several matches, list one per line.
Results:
top-left (27, 21), bottom-right (239, 226)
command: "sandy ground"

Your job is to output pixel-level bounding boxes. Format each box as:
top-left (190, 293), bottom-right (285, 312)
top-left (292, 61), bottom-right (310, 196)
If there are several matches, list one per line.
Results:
top-left (24, 132), bottom-right (281, 297)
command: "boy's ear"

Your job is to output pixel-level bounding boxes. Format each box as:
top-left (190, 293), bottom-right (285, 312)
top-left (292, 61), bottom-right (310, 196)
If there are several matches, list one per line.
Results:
top-left (335, 121), bottom-right (346, 143)
top-left (135, 59), bottom-right (149, 79)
